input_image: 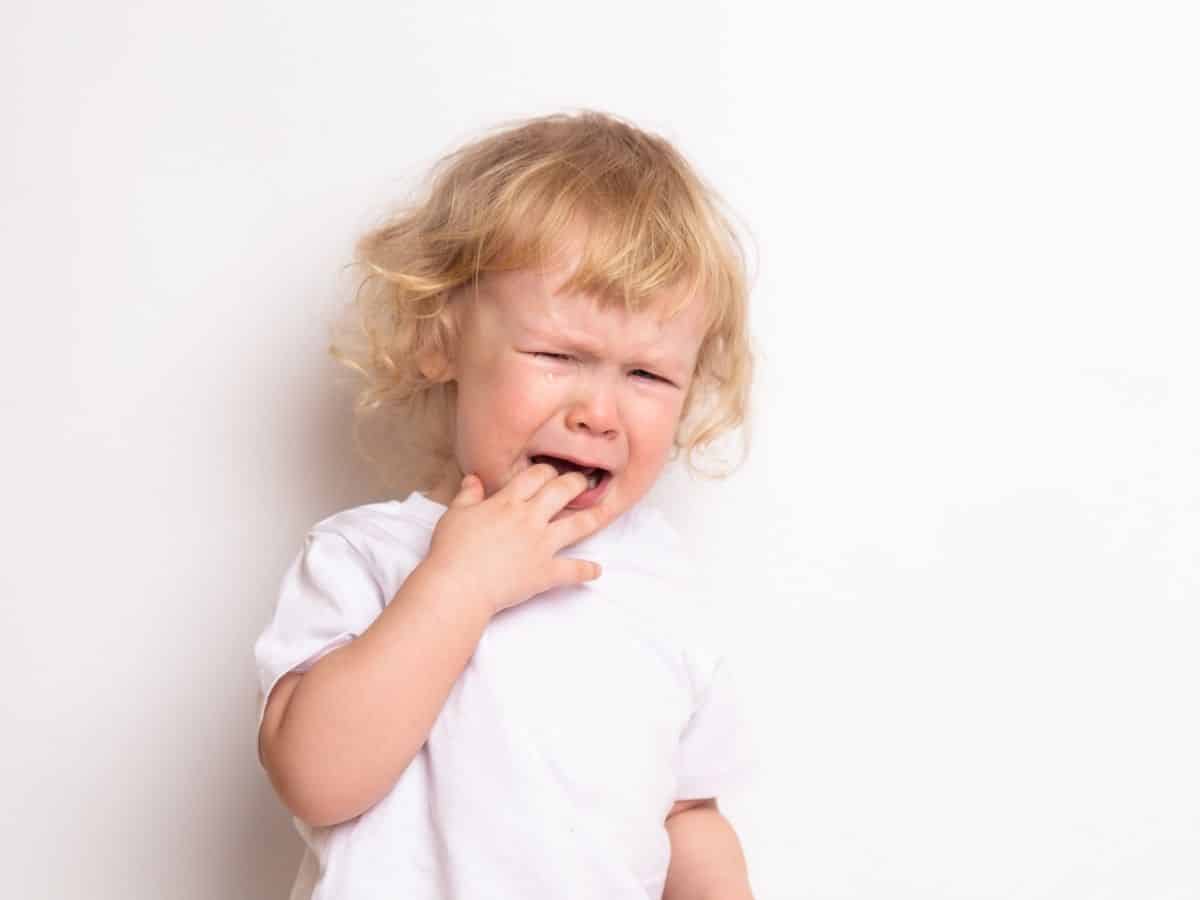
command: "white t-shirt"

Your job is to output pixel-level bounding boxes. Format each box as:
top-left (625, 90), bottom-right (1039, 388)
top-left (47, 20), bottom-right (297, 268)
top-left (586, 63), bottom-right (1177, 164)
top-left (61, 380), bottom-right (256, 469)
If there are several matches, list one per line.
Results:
top-left (254, 491), bottom-right (756, 900)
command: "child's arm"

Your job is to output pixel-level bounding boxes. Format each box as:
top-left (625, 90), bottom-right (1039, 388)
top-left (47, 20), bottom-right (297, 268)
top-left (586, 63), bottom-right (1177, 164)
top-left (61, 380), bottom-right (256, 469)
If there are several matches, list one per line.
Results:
top-left (258, 558), bottom-right (493, 827)
top-left (258, 468), bottom-right (603, 828)
top-left (662, 799), bottom-right (754, 900)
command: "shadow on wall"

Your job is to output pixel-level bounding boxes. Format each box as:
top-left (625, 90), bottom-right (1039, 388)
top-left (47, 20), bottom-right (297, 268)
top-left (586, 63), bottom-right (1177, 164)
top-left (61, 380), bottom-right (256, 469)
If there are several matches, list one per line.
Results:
top-left (308, 369), bottom-right (438, 515)
top-left (228, 371), bottom-right (435, 899)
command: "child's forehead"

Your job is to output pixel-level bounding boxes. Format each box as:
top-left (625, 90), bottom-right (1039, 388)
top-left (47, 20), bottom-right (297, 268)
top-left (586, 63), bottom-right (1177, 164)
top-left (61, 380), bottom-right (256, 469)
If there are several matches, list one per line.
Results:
top-left (492, 219), bottom-right (712, 320)
top-left (482, 264), bottom-right (707, 338)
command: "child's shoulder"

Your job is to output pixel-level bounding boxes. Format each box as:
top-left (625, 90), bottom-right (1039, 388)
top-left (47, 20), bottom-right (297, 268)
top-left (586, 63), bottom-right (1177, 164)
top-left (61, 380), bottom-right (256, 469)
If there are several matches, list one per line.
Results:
top-left (305, 493), bottom-right (443, 563)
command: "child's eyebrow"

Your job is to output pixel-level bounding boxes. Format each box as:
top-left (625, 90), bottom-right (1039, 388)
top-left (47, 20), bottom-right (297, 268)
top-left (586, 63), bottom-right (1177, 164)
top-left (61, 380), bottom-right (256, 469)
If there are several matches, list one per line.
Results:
top-left (525, 326), bottom-right (605, 355)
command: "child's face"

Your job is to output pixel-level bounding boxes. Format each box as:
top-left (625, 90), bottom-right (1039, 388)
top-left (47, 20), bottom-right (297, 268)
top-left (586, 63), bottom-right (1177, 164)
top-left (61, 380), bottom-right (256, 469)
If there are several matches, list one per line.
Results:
top-left (427, 257), bottom-right (707, 533)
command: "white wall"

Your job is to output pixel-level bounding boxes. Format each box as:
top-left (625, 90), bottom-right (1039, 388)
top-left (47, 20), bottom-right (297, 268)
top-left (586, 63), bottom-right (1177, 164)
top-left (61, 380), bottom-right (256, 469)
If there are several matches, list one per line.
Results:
top-left (3, 1), bottom-right (1196, 897)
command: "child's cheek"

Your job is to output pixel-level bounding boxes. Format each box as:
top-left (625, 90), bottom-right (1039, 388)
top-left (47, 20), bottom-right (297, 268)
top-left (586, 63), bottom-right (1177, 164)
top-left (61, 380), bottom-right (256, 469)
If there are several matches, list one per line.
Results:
top-left (482, 358), bottom-right (552, 417)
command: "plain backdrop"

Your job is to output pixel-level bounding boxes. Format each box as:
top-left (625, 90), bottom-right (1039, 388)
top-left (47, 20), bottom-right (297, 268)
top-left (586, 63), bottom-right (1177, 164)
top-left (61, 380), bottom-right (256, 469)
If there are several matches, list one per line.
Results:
top-left (2, 1), bottom-right (1197, 898)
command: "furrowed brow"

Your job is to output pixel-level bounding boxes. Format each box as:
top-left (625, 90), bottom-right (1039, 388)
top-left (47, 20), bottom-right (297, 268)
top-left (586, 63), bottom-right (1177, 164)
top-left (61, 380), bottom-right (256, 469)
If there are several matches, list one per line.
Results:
top-left (527, 327), bottom-right (691, 377)
top-left (526, 327), bottom-right (604, 356)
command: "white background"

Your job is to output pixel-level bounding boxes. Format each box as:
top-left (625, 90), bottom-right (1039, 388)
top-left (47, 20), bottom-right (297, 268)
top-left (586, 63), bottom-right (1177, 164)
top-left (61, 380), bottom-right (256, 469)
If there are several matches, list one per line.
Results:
top-left (3, 1), bottom-right (1197, 898)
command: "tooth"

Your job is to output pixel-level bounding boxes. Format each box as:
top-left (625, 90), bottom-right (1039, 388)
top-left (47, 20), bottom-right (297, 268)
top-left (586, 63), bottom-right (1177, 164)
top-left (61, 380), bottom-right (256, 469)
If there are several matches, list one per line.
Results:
top-left (587, 471), bottom-right (599, 489)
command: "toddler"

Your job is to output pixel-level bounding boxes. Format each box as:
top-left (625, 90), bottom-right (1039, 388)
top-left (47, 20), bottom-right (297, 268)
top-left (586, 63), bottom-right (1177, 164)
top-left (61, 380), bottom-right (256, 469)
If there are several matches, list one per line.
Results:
top-left (254, 110), bottom-right (757, 899)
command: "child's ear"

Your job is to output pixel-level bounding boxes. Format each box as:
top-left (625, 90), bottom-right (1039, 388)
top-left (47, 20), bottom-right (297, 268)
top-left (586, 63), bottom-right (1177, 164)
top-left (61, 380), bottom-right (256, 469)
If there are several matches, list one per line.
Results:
top-left (418, 288), bottom-right (465, 383)
top-left (417, 348), bottom-right (455, 383)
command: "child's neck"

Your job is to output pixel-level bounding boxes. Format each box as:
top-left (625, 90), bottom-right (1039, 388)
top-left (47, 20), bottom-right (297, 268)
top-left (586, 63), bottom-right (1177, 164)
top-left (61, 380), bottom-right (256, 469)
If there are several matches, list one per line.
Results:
top-left (425, 463), bottom-right (464, 506)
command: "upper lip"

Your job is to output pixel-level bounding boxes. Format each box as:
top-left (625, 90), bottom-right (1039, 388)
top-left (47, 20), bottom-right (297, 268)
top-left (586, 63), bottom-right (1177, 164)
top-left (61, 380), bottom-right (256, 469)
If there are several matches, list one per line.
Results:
top-left (529, 452), bottom-right (614, 472)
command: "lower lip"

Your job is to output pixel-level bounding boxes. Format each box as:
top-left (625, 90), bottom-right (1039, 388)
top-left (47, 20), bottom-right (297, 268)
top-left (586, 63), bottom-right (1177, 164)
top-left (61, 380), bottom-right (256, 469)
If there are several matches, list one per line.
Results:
top-left (565, 471), bottom-right (612, 509)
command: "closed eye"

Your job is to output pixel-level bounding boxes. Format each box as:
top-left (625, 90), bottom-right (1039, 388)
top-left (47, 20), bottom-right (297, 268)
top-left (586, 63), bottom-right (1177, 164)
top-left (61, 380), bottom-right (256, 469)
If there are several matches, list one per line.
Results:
top-left (631, 369), bottom-right (671, 384)
top-left (530, 353), bottom-right (673, 386)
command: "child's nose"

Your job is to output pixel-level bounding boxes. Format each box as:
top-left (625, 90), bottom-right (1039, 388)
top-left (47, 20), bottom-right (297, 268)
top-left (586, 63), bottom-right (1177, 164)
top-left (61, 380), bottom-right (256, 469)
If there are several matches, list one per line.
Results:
top-left (565, 383), bottom-right (620, 438)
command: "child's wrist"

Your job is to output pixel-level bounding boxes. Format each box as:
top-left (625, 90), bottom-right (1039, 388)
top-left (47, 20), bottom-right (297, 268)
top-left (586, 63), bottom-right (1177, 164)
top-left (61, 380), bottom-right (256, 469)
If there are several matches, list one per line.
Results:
top-left (411, 556), bottom-right (503, 620)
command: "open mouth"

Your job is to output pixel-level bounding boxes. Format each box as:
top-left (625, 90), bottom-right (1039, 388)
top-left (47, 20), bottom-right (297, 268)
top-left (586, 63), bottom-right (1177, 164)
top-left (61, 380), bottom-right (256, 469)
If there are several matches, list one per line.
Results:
top-left (530, 454), bottom-right (611, 490)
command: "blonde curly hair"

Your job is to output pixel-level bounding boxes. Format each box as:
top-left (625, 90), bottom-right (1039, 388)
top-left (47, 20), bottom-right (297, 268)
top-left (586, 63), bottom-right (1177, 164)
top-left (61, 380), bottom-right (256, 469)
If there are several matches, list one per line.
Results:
top-left (329, 110), bottom-right (755, 494)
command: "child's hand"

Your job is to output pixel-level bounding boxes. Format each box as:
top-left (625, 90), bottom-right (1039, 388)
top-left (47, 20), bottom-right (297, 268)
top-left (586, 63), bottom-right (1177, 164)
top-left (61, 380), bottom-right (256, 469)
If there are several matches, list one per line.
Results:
top-left (423, 464), bottom-right (605, 616)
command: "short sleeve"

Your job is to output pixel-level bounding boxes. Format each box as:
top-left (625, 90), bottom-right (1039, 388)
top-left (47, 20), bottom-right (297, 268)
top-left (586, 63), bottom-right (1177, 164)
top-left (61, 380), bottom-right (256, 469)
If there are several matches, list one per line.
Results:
top-left (675, 654), bottom-right (759, 800)
top-left (252, 529), bottom-right (386, 736)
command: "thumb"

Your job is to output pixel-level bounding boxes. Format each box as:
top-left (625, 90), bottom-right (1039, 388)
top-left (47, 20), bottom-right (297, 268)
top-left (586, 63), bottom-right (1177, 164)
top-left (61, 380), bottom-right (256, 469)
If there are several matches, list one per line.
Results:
top-left (451, 473), bottom-right (483, 507)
